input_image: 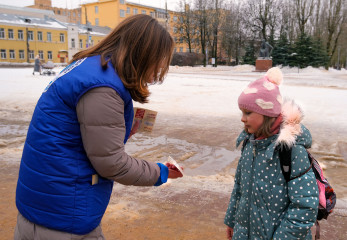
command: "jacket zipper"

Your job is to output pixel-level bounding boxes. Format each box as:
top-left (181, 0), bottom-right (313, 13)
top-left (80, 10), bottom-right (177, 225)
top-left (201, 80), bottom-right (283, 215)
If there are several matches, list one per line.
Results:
top-left (248, 145), bottom-right (256, 237)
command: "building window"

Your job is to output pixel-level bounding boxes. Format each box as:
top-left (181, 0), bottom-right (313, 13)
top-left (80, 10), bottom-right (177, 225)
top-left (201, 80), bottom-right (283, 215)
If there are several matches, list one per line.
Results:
top-left (133, 8), bottom-right (138, 15)
top-left (57, 10), bottom-right (61, 14)
top-left (8, 29), bottom-right (14, 39)
top-left (141, 10), bottom-right (146, 14)
top-left (180, 37), bottom-right (183, 43)
top-left (173, 27), bottom-right (177, 33)
top-left (19, 50), bottom-right (25, 59)
top-left (95, 6), bottom-right (98, 14)
top-left (47, 51), bottom-right (52, 60)
top-left (29, 50), bottom-right (34, 59)
top-left (95, 18), bottom-right (99, 26)
top-left (126, 7), bottom-right (130, 14)
top-left (120, 0), bottom-right (125, 4)
top-left (38, 50), bottom-right (44, 60)
top-left (120, 9), bottom-right (125, 17)
top-left (150, 12), bottom-right (155, 17)
top-left (9, 49), bottom-right (15, 59)
top-left (73, 12), bottom-right (76, 17)
top-left (18, 30), bottom-right (23, 40)
top-left (71, 38), bottom-right (75, 48)
top-left (0, 28), bottom-right (5, 39)
top-left (47, 32), bottom-right (52, 42)
top-left (37, 31), bottom-right (43, 41)
top-left (79, 39), bottom-right (83, 49)
top-left (179, 47), bottom-right (183, 52)
top-left (173, 16), bottom-right (178, 22)
top-left (28, 31), bottom-right (33, 41)
top-left (1, 49), bottom-right (6, 59)
top-left (60, 33), bottom-right (65, 42)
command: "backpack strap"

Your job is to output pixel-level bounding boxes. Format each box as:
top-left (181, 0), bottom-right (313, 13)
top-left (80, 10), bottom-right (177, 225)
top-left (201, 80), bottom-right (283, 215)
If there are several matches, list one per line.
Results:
top-left (278, 147), bottom-right (313, 182)
top-left (241, 137), bottom-right (249, 152)
top-left (278, 146), bottom-right (292, 182)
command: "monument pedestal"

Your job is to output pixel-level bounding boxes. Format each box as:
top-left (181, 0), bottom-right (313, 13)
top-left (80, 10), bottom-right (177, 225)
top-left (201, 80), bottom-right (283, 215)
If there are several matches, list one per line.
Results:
top-left (255, 59), bottom-right (272, 72)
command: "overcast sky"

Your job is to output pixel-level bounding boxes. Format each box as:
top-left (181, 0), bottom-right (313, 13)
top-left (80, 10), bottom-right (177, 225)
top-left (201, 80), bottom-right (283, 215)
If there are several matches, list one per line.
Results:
top-left (0, 0), bottom-right (181, 11)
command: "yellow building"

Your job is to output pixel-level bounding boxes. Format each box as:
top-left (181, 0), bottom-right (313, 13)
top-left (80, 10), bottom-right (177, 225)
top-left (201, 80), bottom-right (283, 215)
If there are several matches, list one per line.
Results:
top-left (80, 0), bottom-right (189, 53)
top-left (0, 4), bottom-right (110, 64)
top-left (28, 0), bottom-right (81, 24)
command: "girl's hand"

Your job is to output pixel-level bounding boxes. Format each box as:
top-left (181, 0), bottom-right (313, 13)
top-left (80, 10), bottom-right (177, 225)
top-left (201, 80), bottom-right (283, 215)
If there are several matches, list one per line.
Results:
top-left (226, 226), bottom-right (233, 240)
top-left (165, 162), bottom-right (183, 179)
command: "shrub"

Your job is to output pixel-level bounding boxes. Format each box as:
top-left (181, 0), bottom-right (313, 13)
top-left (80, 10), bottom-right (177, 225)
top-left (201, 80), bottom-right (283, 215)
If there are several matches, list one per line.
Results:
top-left (170, 52), bottom-right (204, 66)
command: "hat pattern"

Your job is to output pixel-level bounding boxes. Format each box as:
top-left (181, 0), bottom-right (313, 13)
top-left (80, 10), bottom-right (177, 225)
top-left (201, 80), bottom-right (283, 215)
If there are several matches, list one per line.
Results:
top-left (238, 67), bottom-right (283, 117)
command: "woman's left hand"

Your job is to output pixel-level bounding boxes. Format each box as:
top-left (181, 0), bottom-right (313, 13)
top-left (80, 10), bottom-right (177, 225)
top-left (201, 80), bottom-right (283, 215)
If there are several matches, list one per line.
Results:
top-left (129, 120), bottom-right (140, 138)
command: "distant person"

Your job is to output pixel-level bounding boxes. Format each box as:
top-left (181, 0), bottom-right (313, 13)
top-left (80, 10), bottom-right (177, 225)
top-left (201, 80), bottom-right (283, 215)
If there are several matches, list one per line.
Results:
top-left (32, 55), bottom-right (41, 75)
top-left (224, 67), bottom-right (319, 239)
top-left (15, 14), bottom-right (182, 240)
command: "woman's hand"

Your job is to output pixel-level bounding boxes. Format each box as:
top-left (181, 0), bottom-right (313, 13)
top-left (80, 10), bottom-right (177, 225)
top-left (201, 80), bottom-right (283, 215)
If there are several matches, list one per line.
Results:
top-left (165, 162), bottom-right (183, 179)
top-left (129, 120), bottom-right (140, 138)
top-left (226, 226), bottom-right (233, 240)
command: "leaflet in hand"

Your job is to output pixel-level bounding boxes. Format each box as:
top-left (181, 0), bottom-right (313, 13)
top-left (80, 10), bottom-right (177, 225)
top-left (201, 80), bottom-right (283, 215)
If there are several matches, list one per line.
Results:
top-left (167, 156), bottom-right (184, 176)
top-left (132, 107), bottom-right (157, 132)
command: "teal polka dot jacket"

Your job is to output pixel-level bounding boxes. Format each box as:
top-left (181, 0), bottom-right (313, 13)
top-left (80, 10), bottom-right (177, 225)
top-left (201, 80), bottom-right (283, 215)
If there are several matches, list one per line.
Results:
top-left (225, 100), bottom-right (319, 239)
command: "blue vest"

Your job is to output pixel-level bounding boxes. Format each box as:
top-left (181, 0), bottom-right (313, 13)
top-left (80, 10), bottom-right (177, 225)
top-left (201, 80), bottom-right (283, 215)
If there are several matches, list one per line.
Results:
top-left (16, 56), bottom-right (134, 234)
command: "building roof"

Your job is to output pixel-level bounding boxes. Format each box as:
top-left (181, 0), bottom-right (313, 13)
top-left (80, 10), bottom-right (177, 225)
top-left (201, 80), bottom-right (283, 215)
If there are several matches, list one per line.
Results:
top-left (0, 12), bottom-right (67, 29)
top-left (0, 4), bottom-right (55, 16)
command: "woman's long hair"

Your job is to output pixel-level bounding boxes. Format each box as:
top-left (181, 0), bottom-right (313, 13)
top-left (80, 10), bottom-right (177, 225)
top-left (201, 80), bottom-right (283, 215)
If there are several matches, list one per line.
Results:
top-left (70, 14), bottom-right (174, 103)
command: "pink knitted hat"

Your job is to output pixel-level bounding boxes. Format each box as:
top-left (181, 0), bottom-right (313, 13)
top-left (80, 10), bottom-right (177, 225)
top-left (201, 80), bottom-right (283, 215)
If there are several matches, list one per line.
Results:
top-left (238, 67), bottom-right (283, 117)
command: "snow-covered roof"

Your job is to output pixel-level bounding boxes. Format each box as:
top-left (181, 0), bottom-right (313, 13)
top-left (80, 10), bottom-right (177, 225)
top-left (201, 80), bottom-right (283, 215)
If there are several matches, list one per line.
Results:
top-left (0, 13), bottom-right (67, 29)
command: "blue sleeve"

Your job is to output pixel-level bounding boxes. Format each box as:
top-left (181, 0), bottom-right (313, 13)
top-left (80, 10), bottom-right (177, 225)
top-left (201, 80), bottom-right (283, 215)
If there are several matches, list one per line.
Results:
top-left (154, 163), bottom-right (169, 186)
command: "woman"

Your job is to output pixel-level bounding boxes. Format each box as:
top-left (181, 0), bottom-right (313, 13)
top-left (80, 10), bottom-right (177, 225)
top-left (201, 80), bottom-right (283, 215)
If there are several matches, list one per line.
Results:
top-left (15, 14), bottom-right (182, 239)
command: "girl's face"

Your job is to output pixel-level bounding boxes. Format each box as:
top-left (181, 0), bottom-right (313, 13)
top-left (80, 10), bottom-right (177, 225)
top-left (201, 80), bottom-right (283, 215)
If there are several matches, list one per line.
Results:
top-left (240, 108), bottom-right (264, 135)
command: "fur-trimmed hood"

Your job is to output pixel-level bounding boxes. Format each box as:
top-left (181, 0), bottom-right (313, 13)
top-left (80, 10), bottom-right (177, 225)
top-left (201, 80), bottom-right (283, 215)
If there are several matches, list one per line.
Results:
top-left (275, 99), bottom-right (312, 149)
top-left (236, 99), bottom-right (312, 153)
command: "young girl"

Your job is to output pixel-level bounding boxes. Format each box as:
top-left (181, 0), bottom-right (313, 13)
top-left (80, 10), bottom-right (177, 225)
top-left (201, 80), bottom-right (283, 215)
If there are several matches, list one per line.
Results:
top-left (15, 15), bottom-right (182, 239)
top-left (224, 67), bottom-right (319, 240)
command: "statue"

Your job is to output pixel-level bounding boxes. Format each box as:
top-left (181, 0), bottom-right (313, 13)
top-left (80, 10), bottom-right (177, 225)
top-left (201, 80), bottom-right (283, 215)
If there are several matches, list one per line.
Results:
top-left (259, 39), bottom-right (273, 59)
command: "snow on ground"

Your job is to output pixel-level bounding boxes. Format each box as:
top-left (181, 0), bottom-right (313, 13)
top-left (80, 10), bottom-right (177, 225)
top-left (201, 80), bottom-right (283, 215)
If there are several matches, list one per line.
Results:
top-left (0, 65), bottom-right (347, 208)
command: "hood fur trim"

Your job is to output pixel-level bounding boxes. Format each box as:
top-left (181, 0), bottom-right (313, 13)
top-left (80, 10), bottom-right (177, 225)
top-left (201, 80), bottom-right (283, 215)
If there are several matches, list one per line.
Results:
top-left (275, 99), bottom-right (304, 148)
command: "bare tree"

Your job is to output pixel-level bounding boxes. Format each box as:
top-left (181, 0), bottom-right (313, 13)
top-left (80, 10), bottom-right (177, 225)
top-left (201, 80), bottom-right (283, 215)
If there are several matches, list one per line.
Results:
top-left (207, 0), bottom-right (223, 66)
top-left (175, 0), bottom-right (196, 53)
top-left (294, 0), bottom-right (315, 36)
top-left (242, 0), bottom-right (276, 41)
top-left (323, 0), bottom-right (346, 63)
top-left (194, 0), bottom-right (209, 66)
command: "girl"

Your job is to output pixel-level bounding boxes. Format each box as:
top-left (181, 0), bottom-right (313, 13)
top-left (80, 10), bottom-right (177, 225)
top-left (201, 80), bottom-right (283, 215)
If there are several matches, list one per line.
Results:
top-left (15, 15), bottom-right (182, 240)
top-left (224, 67), bottom-right (319, 239)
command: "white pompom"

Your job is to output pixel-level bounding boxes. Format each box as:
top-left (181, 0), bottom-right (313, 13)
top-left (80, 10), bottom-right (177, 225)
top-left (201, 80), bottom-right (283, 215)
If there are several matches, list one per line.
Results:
top-left (265, 67), bottom-right (283, 85)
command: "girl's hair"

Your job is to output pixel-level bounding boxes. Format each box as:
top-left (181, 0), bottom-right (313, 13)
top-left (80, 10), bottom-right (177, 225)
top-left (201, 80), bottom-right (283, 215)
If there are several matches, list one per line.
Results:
top-left (245, 116), bottom-right (276, 138)
top-left (70, 14), bottom-right (174, 103)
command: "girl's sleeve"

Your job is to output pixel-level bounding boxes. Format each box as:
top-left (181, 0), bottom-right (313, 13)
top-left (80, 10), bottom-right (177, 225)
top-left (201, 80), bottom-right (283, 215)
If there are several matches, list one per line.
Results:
top-left (272, 145), bottom-right (319, 239)
top-left (224, 157), bottom-right (242, 228)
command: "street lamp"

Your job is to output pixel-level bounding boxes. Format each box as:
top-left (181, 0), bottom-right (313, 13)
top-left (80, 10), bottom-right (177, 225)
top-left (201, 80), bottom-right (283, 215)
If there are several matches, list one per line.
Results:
top-left (24, 18), bottom-right (31, 63)
top-left (337, 46), bottom-right (341, 70)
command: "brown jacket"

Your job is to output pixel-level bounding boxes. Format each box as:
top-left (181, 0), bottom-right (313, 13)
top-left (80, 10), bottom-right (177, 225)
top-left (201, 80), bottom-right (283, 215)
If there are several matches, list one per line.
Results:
top-left (76, 87), bottom-right (160, 186)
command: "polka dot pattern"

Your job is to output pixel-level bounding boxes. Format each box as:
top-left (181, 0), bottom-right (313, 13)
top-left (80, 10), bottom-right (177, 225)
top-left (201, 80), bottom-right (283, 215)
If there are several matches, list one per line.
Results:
top-left (225, 126), bottom-right (319, 239)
